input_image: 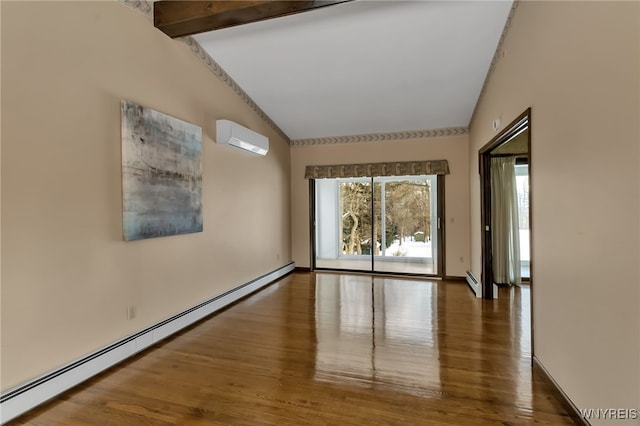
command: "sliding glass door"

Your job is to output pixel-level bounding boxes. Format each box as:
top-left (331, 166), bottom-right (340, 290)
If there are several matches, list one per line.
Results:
top-left (316, 177), bottom-right (373, 272)
top-left (314, 175), bottom-right (440, 276)
top-left (375, 176), bottom-right (439, 274)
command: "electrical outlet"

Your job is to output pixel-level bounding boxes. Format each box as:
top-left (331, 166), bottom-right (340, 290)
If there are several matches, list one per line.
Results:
top-left (127, 305), bottom-right (136, 320)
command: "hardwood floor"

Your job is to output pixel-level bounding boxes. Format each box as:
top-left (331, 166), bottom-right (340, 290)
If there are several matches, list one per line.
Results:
top-left (9, 272), bottom-right (575, 425)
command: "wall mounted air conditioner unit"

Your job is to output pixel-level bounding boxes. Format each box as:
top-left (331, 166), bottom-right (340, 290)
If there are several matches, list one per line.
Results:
top-left (216, 119), bottom-right (269, 156)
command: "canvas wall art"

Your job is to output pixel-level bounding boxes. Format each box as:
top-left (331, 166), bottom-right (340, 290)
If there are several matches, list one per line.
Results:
top-left (121, 100), bottom-right (203, 240)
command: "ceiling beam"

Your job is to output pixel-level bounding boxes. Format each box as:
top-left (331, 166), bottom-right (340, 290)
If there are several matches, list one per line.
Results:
top-left (154, 1), bottom-right (352, 39)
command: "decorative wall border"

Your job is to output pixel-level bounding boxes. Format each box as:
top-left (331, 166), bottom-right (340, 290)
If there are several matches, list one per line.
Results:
top-left (179, 37), bottom-right (291, 143)
top-left (119, 0), bottom-right (513, 147)
top-left (118, 0), bottom-right (291, 144)
top-left (291, 126), bottom-right (468, 147)
top-left (119, 0), bottom-right (153, 19)
top-left (468, 0), bottom-right (521, 127)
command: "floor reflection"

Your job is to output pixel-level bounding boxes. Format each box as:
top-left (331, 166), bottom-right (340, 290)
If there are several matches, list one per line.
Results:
top-left (512, 284), bottom-right (533, 410)
top-left (12, 272), bottom-right (574, 425)
top-left (314, 274), bottom-right (442, 397)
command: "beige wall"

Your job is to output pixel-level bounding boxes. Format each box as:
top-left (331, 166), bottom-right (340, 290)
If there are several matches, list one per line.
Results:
top-left (1, 1), bottom-right (291, 390)
top-left (291, 135), bottom-right (470, 277)
top-left (469, 1), bottom-right (639, 421)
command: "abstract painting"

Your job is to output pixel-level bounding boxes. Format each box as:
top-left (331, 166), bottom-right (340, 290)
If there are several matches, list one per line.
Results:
top-left (121, 100), bottom-right (202, 240)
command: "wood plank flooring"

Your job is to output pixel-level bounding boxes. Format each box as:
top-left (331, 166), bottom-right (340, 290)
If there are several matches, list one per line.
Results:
top-left (8, 272), bottom-right (575, 425)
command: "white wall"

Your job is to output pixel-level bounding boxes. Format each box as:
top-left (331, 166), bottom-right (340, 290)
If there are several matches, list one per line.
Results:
top-left (469, 2), bottom-right (639, 424)
top-left (1, 1), bottom-right (291, 390)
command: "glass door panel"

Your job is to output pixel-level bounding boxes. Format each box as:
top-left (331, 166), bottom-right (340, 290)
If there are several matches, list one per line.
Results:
top-left (515, 164), bottom-right (530, 279)
top-left (315, 178), bottom-right (372, 272)
top-left (374, 176), bottom-right (437, 275)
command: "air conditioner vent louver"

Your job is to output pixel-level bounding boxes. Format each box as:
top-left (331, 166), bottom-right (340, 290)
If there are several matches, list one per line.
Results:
top-left (216, 120), bottom-right (268, 156)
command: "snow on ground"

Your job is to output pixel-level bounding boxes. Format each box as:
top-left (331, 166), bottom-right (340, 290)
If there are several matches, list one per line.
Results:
top-left (385, 237), bottom-right (432, 258)
top-left (382, 230), bottom-right (529, 259)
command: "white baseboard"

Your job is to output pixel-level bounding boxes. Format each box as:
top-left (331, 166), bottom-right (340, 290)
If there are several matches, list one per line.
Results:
top-left (0, 262), bottom-right (295, 424)
top-left (466, 270), bottom-right (482, 298)
top-left (532, 357), bottom-right (589, 425)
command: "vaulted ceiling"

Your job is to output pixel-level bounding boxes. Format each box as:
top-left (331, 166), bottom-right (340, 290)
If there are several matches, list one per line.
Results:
top-left (155, 1), bottom-right (514, 141)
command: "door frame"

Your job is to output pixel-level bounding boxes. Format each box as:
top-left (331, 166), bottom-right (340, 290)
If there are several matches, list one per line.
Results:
top-left (478, 108), bottom-right (532, 299)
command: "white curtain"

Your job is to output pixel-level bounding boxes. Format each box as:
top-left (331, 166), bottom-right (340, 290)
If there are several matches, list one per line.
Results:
top-left (491, 157), bottom-right (521, 285)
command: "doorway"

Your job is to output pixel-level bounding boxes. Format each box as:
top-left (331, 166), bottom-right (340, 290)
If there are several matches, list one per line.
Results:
top-left (479, 109), bottom-right (532, 299)
top-left (312, 175), bottom-right (443, 277)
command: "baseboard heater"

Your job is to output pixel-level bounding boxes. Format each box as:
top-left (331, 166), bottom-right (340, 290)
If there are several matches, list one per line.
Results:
top-left (466, 270), bottom-right (482, 298)
top-left (0, 262), bottom-right (295, 424)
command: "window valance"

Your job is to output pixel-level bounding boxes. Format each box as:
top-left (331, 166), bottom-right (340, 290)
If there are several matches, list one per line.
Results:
top-left (304, 160), bottom-right (450, 179)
